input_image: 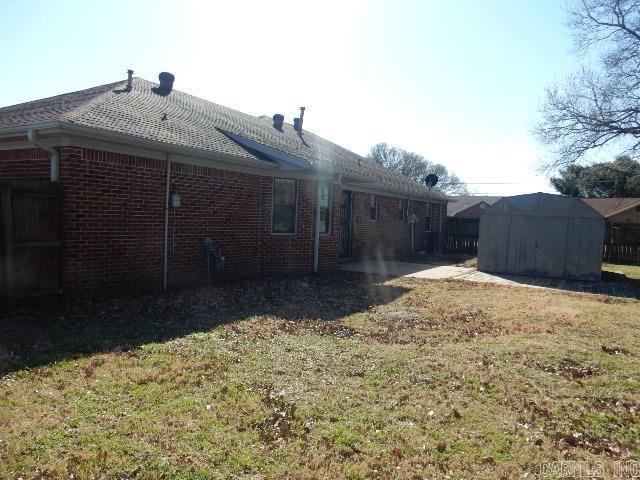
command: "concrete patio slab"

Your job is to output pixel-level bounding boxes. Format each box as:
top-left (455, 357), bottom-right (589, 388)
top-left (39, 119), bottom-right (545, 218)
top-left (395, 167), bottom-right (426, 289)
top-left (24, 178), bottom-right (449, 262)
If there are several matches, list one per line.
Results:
top-left (340, 260), bottom-right (637, 299)
top-left (340, 260), bottom-right (472, 279)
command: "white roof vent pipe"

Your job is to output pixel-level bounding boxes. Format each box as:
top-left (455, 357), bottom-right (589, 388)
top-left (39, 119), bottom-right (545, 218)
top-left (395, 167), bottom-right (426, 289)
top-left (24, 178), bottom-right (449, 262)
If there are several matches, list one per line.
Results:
top-left (293, 106), bottom-right (305, 133)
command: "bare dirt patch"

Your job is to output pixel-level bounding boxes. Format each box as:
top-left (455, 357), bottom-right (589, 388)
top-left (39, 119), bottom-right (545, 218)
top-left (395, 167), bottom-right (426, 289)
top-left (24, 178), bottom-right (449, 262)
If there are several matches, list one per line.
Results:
top-left (601, 345), bottom-right (633, 356)
top-left (278, 319), bottom-right (356, 339)
top-left (556, 431), bottom-right (629, 457)
top-left (536, 358), bottom-right (602, 380)
top-left (434, 305), bottom-right (507, 339)
top-left (253, 385), bottom-right (300, 445)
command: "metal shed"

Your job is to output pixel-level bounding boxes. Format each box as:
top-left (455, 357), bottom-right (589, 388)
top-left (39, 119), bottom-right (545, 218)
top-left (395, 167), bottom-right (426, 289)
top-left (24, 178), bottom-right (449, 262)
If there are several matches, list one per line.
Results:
top-left (477, 193), bottom-right (605, 281)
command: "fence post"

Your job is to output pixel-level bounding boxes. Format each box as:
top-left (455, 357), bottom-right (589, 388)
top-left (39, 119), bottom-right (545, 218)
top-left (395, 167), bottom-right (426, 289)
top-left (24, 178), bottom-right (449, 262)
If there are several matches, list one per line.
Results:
top-left (1, 187), bottom-right (16, 309)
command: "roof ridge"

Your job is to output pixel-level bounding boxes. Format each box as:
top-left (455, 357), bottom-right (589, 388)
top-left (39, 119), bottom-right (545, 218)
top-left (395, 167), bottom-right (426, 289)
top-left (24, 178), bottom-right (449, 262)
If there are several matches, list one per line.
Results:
top-left (61, 78), bottom-right (130, 123)
top-left (0, 79), bottom-right (128, 114)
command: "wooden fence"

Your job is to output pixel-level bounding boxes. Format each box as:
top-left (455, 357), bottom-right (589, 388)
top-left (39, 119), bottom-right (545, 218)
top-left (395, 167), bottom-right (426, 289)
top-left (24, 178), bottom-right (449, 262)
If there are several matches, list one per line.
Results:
top-left (445, 234), bottom-right (479, 254)
top-left (603, 223), bottom-right (640, 265)
top-left (1, 181), bottom-right (63, 308)
top-left (445, 218), bottom-right (479, 255)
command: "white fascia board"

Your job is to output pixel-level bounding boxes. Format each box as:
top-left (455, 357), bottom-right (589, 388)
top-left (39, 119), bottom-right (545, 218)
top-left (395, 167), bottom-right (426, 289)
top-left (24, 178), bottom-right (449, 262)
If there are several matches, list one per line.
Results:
top-left (221, 131), bottom-right (313, 171)
top-left (0, 123), bottom-right (344, 181)
top-left (0, 122), bottom-right (280, 171)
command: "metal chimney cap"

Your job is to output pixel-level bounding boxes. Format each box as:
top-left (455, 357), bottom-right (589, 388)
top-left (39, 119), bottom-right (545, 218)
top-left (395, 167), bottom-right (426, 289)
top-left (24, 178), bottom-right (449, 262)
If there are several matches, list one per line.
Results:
top-left (153, 72), bottom-right (175, 96)
top-left (158, 72), bottom-right (175, 84)
top-left (272, 114), bottom-right (285, 130)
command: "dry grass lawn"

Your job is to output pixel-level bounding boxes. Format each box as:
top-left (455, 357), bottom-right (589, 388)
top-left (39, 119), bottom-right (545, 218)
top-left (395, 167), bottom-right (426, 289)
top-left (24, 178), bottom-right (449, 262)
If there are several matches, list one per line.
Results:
top-left (1, 269), bottom-right (639, 479)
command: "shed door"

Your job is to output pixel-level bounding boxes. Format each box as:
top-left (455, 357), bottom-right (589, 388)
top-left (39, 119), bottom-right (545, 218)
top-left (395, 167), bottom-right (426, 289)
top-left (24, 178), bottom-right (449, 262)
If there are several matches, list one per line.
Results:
top-left (506, 216), bottom-right (537, 275)
top-left (506, 217), bottom-right (569, 278)
top-left (533, 217), bottom-right (568, 278)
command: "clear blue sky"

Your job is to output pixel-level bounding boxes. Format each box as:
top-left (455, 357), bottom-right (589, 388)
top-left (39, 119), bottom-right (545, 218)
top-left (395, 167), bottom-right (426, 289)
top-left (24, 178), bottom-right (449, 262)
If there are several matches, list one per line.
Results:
top-left (0, 0), bottom-right (579, 195)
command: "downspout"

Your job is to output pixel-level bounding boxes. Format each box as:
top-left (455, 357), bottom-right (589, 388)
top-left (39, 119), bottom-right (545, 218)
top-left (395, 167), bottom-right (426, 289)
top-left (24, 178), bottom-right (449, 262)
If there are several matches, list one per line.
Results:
top-left (438, 202), bottom-right (444, 254)
top-left (313, 179), bottom-right (322, 273)
top-left (27, 129), bottom-right (59, 182)
top-left (163, 153), bottom-right (171, 290)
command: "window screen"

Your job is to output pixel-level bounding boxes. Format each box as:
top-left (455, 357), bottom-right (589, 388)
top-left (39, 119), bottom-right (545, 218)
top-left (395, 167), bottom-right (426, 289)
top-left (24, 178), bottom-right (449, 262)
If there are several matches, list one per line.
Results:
top-left (319, 182), bottom-right (331, 234)
top-left (425, 202), bottom-right (432, 232)
top-left (272, 178), bottom-right (297, 234)
top-left (369, 194), bottom-right (378, 221)
top-left (398, 198), bottom-right (408, 222)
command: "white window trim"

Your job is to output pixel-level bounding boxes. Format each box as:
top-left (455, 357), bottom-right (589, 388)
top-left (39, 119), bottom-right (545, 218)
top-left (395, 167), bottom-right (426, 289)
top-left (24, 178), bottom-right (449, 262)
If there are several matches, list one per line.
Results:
top-left (271, 177), bottom-right (298, 235)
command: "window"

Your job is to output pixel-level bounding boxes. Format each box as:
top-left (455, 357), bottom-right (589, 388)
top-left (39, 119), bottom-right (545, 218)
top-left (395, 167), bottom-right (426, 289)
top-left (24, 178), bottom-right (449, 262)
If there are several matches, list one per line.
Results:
top-left (369, 194), bottom-right (378, 221)
top-left (272, 178), bottom-right (297, 234)
top-left (319, 182), bottom-right (331, 234)
top-left (425, 202), bottom-right (432, 232)
top-left (398, 198), bottom-right (408, 222)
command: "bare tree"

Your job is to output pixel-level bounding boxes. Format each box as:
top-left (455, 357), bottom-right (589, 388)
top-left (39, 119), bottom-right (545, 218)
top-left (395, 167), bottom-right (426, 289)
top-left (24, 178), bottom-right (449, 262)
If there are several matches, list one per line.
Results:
top-left (368, 143), bottom-right (468, 195)
top-left (535, 0), bottom-right (640, 169)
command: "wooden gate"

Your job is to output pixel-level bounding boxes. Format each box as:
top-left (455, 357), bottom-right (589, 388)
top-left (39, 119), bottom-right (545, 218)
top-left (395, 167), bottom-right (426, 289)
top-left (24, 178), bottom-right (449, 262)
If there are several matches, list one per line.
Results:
top-left (1, 181), bottom-right (63, 308)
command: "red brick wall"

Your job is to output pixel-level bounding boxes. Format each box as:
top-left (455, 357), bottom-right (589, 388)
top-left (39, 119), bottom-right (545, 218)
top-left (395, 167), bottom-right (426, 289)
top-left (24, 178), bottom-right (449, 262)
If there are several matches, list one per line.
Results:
top-left (57, 148), bottom-right (167, 295)
top-left (167, 162), bottom-right (266, 287)
top-left (350, 191), bottom-right (445, 258)
top-left (0, 148), bottom-right (51, 181)
top-left (318, 185), bottom-right (341, 272)
top-left (2, 147), bottom-right (342, 296)
top-left (2, 147), bottom-right (446, 295)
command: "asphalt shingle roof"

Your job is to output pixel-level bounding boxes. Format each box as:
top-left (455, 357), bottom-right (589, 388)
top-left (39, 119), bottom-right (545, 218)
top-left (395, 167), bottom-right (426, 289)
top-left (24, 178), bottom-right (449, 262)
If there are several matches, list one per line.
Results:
top-left (447, 195), bottom-right (502, 216)
top-left (581, 197), bottom-right (640, 218)
top-left (0, 77), bottom-right (446, 201)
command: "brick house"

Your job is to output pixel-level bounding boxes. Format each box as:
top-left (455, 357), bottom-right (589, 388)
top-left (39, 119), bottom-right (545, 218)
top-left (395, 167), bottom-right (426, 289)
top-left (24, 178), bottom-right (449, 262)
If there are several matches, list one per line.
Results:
top-left (0, 73), bottom-right (447, 297)
top-left (581, 198), bottom-right (640, 225)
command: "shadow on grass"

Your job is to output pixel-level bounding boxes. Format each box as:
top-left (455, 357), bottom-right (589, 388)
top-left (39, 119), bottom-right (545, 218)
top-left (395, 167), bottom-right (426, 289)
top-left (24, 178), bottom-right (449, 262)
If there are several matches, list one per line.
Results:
top-left (466, 270), bottom-right (638, 299)
top-left (0, 272), bottom-right (409, 374)
top-left (601, 270), bottom-right (640, 298)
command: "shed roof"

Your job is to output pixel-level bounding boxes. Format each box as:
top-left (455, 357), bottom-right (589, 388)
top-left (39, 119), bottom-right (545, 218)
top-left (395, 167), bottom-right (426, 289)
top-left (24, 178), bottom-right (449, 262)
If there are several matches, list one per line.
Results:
top-left (483, 193), bottom-right (603, 218)
top-left (0, 77), bottom-right (447, 201)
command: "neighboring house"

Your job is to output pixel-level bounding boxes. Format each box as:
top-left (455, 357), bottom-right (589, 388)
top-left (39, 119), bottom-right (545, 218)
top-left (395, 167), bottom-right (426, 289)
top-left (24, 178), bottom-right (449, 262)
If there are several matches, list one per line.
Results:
top-left (447, 195), bottom-right (502, 219)
top-left (0, 72), bottom-right (447, 298)
top-left (581, 197), bottom-right (640, 264)
top-left (581, 198), bottom-right (640, 224)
